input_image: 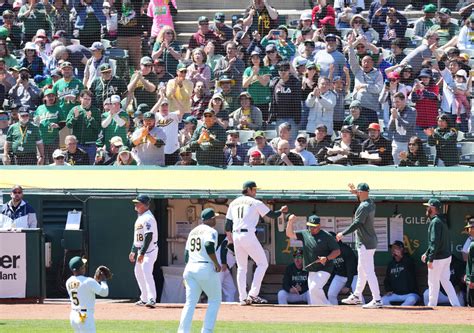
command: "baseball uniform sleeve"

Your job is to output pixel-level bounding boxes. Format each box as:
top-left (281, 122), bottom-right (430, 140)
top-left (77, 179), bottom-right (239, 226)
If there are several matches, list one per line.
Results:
top-left (342, 204), bottom-right (368, 236)
top-left (295, 231), bottom-right (304, 242)
top-left (255, 201), bottom-right (271, 217)
top-left (462, 237), bottom-right (472, 255)
top-left (427, 221), bottom-right (442, 263)
top-left (87, 278), bottom-right (109, 297)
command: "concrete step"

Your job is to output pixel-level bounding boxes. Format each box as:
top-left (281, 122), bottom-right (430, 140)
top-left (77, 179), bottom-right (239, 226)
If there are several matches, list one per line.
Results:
top-left (175, 0), bottom-right (310, 10)
top-left (176, 9), bottom-right (246, 22)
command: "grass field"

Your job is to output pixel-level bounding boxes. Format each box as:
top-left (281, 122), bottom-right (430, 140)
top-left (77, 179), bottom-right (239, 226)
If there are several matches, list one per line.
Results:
top-left (0, 320), bottom-right (472, 333)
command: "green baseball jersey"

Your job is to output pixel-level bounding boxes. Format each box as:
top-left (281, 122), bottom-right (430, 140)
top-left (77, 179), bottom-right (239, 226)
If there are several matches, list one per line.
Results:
top-left (66, 105), bottom-right (101, 144)
top-left (52, 78), bottom-right (84, 118)
top-left (98, 111), bottom-right (129, 149)
top-left (34, 104), bottom-right (63, 145)
top-left (342, 198), bottom-right (378, 249)
top-left (424, 214), bottom-right (451, 263)
top-left (295, 229), bottom-right (340, 274)
top-left (243, 66), bottom-right (271, 105)
top-left (282, 262), bottom-right (309, 294)
top-left (6, 122), bottom-right (42, 154)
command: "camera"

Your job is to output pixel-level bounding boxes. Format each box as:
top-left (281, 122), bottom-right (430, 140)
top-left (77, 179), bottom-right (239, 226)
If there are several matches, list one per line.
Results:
top-left (384, 79), bottom-right (390, 87)
top-left (273, 31), bottom-right (281, 36)
top-left (20, 73), bottom-right (29, 81)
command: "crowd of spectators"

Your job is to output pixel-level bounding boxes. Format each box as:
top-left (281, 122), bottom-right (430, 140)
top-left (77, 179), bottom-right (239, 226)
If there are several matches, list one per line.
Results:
top-left (0, 0), bottom-right (473, 167)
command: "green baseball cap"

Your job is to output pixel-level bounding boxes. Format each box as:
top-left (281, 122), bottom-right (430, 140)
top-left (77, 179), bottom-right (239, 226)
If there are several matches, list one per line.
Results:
top-left (201, 208), bottom-right (219, 220)
top-left (253, 130), bottom-right (265, 139)
top-left (69, 256), bottom-right (87, 271)
top-left (306, 215), bottom-right (321, 227)
top-left (438, 7), bottom-right (451, 16)
top-left (242, 180), bottom-right (259, 190)
top-left (198, 16), bottom-right (209, 24)
top-left (133, 194), bottom-right (151, 205)
top-left (44, 88), bottom-right (55, 96)
top-left (423, 198), bottom-right (442, 210)
top-left (177, 63), bottom-right (187, 72)
top-left (143, 111), bottom-right (155, 120)
top-left (99, 63), bottom-right (112, 72)
top-left (357, 183), bottom-right (370, 192)
top-left (423, 4), bottom-right (437, 13)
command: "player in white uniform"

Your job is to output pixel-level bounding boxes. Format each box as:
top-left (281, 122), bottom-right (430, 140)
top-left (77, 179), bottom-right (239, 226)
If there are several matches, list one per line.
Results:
top-left (225, 181), bottom-right (289, 305)
top-left (66, 257), bottom-right (109, 333)
top-left (178, 208), bottom-right (222, 333)
top-left (128, 194), bottom-right (159, 308)
top-left (216, 237), bottom-right (238, 302)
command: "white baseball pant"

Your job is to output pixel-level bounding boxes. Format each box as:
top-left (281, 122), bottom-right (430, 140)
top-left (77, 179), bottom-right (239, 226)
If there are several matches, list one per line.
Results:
top-left (70, 310), bottom-right (96, 333)
top-left (423, 288), bottom-right (465, 306)
top-left (381, 293), bottom-right (420, 306)
top-left (354, 245), bottom-right (381, 301)
top-left (308, 271), bottom-right (331, 305)
top-left (391, 140), bottom-right (408, 165)
top-left (134, 248), bottom-right (158, 302)
top-left (327, 274), bottom-right (365, 305)
top-left (178, 263), bottom-right (222, 333)
top-left (233, 232), bottom-right (269, 302)
top-left (218, 269), bottom-right (237, 302)
top-left (277, 289), bottom-right (310, 304)
top-left (427, 256), bottom-right (461, 307)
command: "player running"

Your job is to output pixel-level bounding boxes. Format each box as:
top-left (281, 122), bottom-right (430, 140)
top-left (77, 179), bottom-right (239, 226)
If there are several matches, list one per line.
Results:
top-left (225, 180), bottom-right (289, 305)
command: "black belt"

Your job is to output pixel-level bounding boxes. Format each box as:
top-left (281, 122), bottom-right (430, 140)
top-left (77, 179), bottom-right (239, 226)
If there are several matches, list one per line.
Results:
top-left (191, 261), bottom-right (209, 263)
top-left (234, 229), bottom-right (248, 232)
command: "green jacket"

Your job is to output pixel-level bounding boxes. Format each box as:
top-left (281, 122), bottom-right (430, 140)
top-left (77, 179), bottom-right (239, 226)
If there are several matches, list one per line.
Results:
top-left (66, 105), bottom-right (101, 144)
top-left (427, 127), bottom-right (459, 166)
top-left (96, 111), bottom-right (129, 149)
top-left (189, 123), bottom-right (226, 166)
top-left (342, 198), bottom-right (377, 249)
top-left (424, 214), bottom-right (451, 263)
top-left (34, 104), bottom-right (63, 145)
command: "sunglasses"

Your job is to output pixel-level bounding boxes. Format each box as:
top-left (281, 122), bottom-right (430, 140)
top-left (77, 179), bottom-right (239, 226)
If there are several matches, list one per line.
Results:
top-left (353, 20), bottom-right (362, 24)
top-left (12, 191), bottom-right (22, 194)
top-left (20, 114), bottom-right (29, 117)
top-left (356, 45), bottom-right (365, 49)
top-left (408, 143), bottom-right (417, 146)
top-left (266, 50), bottom-right (276, 54)
top-left (54, 156), bottom-right (65, 160)
top-left (165, 31), bottom-right (174, 35)
top-left (326, 38), bottom-right (336, 42)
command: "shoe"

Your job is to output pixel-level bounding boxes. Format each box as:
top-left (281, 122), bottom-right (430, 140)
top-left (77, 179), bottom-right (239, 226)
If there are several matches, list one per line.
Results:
top-left (248, 295), bottom-right (268, 304)
top-left (145, 299), bottom-right (156, 308)
top-left (135, 300), bottom-right (146, 306)
top-left (341, 294), bottom-right (362, 305)
top-left (239, 298), bottom-right (251, 306)
top-left (362, 299), bottom-right (383, 309)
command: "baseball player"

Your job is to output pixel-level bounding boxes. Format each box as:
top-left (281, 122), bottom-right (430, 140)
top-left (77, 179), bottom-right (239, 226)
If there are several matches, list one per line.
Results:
top-left (421, 198), bottom-right (460, 307)
top-left (129, 194), bottom-right (159, 308)
top-left (216, 237), bottom-right (238, 302)
top-left (466, 239), bottom-right (474, 307)
top-left (225, 180), bottom-right (289, 305)
top-left (286, 214), bottom-right (340, 305)
top-left (277, 249), bottom-right (310, 305)
top-left (336, 183), bottom-right (382, 309)
top-left (462, 217), bottom-right (474, 262)
top-left (327, 232), bottom-right (363, 305)
top-left (66, 257), bottom-right (109, 333)
top-left (178, 208), bottom-right (222, 333)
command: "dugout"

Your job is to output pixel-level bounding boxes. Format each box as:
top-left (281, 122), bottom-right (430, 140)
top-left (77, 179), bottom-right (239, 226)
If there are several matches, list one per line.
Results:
top-left (0, 166), bottom-right (473, 300)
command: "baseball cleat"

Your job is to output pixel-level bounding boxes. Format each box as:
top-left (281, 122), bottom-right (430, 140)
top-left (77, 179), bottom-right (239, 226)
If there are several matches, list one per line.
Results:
top-left (239, 298), bottom-right (251, 306)
top-left (362, 299), bottom-right (383, 309)
top-left (135, 300), bottom-right (146, 306)
top-left (341, 294), bottom-right (362, 305)
top-left (145, 299), bottom-right (156, 308)
top-left (248, 295), bottom-right (268, 304)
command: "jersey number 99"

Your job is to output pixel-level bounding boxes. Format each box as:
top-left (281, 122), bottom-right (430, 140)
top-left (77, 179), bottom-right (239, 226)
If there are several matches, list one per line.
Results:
top-left (190, 237), bottom-right (201, 252)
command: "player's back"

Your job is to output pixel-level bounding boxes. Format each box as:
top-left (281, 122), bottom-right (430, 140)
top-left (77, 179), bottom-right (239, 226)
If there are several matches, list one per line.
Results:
top-left (227, 195), bottom-right (270, 232)
top-left (66, 275), bottom-right (109, 312)
top-left (186, 224), bottom-right (218, 264)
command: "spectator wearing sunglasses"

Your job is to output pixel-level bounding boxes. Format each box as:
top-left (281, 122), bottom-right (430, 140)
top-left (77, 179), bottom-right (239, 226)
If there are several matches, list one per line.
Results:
top-left (0, 185), bottom-right (38, 229)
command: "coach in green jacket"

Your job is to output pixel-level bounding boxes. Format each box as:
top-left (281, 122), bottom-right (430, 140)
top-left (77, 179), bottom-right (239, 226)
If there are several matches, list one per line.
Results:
top-left (421, 198), bottom-right (460, 307)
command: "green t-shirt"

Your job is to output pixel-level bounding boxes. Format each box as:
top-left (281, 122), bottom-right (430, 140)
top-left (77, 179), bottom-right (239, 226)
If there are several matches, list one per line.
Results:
top-left (18, 6), bottom-right (51, 37)
top-left (6, 122), bottom-right (42, 154)
top-left (34, 104), bottom-right (63, 145)
top-left (295, 229), bottom-right (340, 273)
top-left (53, 78), bottom-right (84, 119)
top-left (243, 66), bottom-right (271, 105)
top-left (431, 23), bottom-right (460, 47)
top-left (66, 105), bottom-right (101, 144)
top-left (98, 111), bottom-right (129, 149)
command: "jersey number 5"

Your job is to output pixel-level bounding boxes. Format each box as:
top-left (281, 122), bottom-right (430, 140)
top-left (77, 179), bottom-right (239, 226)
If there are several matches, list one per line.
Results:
top-left (71, 291), bottom-right (80, 306)
top-left (190, 237), bottom-right (201, 252)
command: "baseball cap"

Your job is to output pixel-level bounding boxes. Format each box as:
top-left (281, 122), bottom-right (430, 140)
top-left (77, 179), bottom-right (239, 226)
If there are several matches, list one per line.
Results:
top-left (418, 69), bottom-right (432, 78)
top-left (203, 108), bottom-right (215, 115)
top-left (109, 136), bottom-right (124, 147)
top-left (226, 129), bottom-right (239, 135)
top-left (19, 67), bottom-right (30, 73)
top-left (0, 111), bottom-right (9, 121)
top-left (349, 100), bottom-right (362, 109)
top-left (368, 123), bottom-right (380, 131)
top-left (293, 248), bottom-right (303, 258)
top-left (60, 61), bottom-right (73, 69)
top-left (233, 23), bottom-right (243, 31)
top-left (143, 111), bottom-right (155, 120)
top-left (242, 180), bottom-right (259, 190)
top-left (69, 256), bottom-right (87, 271)
top-left (277, 25), bottom-right (288, 34)
top-left (50, 69), bottom-right (62, 77)
top-left (316, 124), bottom-right (327, 132)
top-left (250, 150), bottom-right (263, 158)
top-left (296, 133), bottom-right (308, 140)
top-left (154, 58), bottom-right (165, 66)
top-left (250, 50), bottom-right (261, 57)
top-left (438, 7), bottom-right (451, 16)
top-left (463, 216), bottom-right (474, 230)
top-left (333, 75), bottom-right (343, 82)
top-left (306, 215), bottom-right (321, 227)
top-left (423, 198), bottom-right (442, 210)
top-left (279, 122), bottom-right (292, 131)
top-left (239, 91), bottom-right (252, 99)
top-left (177, 63), bottom-right (187, 72)
top-left (2, 10), bottom-right (14, 18)
top-left (300, 12), bottom-right (312, 21)
top-left (198, 16), bottom-right (209, 24)
top-left (183, 115), bottom-right (197, 125)
top-left (179, 146), bottom-right (192, 155)
top-left (305, 61), bottom-right (317, 70)
top-left (52, 149), bottom-right (65, 159)
top-left (235, 31), bottom-right (246, 42)
top-left (253, 130), bottom-right (265, 139)
top-left (118, 146), bottom-right (131, 155)
top-left (423, 4), bottom-right (437, 13)
top-left (18, 107), bottom-right (29, 115)
top-left (214, 12), bottom-right (225, 22)
top-left (437, 114), bottom-right (450, 122)
top-left (135, 104), bottom-right (149, 115)
top-left (140, 56), bottom-right (153, 65)
top-left (325, 34), bottom-right (337, 42)
top-left (357, 183), bottom-right (370, 192)
top-left (455, 69), bottom-right (467, 80)
top-left (296, 58), bottom-right (308, 67)
top-left (218, 75), bottom-right (233, 83)
top-left (110, 95), bottom-right (121, 104)
top-left (265, 44), bottom-right (277, 53)
top-left (133, 194), bottom-right (151, 205)
top-left (90, 41), bottom-right (105, 51)
top-left (303, 40), bottom-right (316, 47)
top-left (469, 13), bottom-right (474, 23)
top-left (99, 63), bottom-right (112, 72)
top-left (201, 208), bottom-right (219, 220)
top-left (23, 42), bottom-right (36, 51)
top-left (44, 88), bottom-right (55, 96)
top-left (159, 98), bottom-right (169, 106)
top-left (390, 240), bottom-right (404, 249)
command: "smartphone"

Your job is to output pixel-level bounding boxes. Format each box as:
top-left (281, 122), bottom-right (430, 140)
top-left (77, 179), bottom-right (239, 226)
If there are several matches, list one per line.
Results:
top-left (273, 31), bottom-right (281, 36)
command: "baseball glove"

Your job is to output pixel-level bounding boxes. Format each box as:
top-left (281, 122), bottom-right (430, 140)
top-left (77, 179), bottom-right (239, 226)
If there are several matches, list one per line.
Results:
top-left (94, 265), bottom-right (113, 281)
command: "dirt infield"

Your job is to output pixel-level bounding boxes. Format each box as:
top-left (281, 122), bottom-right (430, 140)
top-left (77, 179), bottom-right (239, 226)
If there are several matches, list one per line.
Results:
top-left (0, 302), bottom-right (472, 325)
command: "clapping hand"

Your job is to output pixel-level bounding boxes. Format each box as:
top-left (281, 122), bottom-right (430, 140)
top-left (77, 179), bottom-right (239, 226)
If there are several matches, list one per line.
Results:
top-left (423, 128), bottom-right (434, 136)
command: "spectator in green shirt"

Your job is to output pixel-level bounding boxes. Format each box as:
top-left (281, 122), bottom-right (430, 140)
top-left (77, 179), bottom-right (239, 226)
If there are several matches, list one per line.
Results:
top-left (18, 1), bottom-right (52, 43)
top-left (430, 8), bottom-right (460, 48)
top-left (53, 61), bottom-right (84, 119)
top-left (97, 94), bottom-right (129, 151)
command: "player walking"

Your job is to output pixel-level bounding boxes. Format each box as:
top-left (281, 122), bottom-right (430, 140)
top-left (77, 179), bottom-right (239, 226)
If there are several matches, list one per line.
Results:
top-left (225, 181), bottom-right (289, 305)
top-left (129, 194), bottom-right (159, 308)
top-left (422, 198), bottom-right (461, 307)
top-left (336, 183), bottom-right (382, 309)
top-left (178, 208), bottom-right (222, 333)
top-left (66, 257), bottom-right (109, 333)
